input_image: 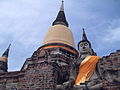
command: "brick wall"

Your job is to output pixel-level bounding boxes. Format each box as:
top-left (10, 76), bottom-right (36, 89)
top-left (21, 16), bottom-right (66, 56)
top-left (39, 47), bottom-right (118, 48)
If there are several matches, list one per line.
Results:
top-left (18, 62), bottom-right (57, 90)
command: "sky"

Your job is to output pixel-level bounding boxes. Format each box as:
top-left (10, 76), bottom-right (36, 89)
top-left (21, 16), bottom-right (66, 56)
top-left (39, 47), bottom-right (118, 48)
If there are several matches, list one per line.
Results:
top-left (0, 0), bottom-right (120, 71)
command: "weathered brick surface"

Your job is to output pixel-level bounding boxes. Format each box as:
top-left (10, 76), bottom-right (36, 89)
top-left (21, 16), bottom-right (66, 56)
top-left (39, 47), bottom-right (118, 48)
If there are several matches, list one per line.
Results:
top-left (0, 46), bottom-right (79, 90)
top-left (0, 71), bottom-right (24, 90)
top-left (1, 47), bottom-right (119, 90)
top-left (18, 62), bottom-right (57, 90)
top-left (99, 50), bottom-right (120, 89)
top-left (0, 61), bottom-right (57, 90)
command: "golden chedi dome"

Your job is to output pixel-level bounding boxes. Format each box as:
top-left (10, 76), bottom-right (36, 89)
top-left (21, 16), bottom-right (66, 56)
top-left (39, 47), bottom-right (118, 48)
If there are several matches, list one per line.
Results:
top-left (43, 25), bottom-right (75, 47)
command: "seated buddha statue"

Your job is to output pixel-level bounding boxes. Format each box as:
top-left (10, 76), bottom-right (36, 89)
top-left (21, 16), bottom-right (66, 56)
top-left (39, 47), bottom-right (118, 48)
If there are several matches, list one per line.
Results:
top-left (57, 29), bottom-right (103, 90)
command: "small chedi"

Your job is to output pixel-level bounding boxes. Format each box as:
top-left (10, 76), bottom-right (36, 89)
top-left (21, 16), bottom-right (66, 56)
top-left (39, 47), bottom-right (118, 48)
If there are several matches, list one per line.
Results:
top-left (0, 1), bottom-right (120, 90)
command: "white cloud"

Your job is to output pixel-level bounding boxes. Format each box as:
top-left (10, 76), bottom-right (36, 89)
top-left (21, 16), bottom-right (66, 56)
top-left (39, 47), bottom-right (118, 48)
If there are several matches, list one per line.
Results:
top-left (103, 19), bottom-right (120, 43)
top-left (104, 27), bottom-right (120, 42)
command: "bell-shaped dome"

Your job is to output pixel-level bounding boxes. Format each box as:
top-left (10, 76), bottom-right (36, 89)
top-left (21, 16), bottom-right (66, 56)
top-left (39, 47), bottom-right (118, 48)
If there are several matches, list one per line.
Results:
top-left (43, 25), bottom-right (75, 47)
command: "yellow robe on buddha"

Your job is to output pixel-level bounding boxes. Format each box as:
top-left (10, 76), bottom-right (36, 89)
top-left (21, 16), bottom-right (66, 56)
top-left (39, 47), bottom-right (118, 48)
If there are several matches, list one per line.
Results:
top-left (74, 56), bottom-right (100, 85)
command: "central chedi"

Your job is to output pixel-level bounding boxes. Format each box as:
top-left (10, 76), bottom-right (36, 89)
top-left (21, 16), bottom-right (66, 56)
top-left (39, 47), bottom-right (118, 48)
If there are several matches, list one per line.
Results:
top-left (43, 0), bottom-right (74, 47)
top-left (42, 1), bottom-right (77, 55)
top-left (40, 1), bottom-right (78, 85)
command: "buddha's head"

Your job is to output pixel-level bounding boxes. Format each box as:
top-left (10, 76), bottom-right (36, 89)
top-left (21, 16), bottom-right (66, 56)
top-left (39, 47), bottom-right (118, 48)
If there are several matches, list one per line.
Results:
top-left (78, 40), bottom-right (92, 55)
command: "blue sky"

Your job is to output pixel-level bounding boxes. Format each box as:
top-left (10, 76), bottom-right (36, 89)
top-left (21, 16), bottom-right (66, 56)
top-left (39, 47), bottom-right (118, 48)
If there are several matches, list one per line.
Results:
top-left (0, 0), bottom-right (120, 71)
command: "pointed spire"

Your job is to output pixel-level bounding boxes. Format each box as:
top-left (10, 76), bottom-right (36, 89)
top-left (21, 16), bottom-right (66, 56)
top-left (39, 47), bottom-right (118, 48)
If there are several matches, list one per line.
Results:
top-left (2, 44), bottom-right (11, 58)
top-left (82, 28), bottom-right (88, 41)
top-left (60, 0), bottom-right (64, 11)
top-left (52, 0), bottom-right (69, 27)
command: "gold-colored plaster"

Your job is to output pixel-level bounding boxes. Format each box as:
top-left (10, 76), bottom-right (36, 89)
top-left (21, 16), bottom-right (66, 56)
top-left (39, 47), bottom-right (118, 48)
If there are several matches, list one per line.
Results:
top-left (43, 25), bottom-right (75, 47)
top-left (0, 57), bottom-right (7, 62)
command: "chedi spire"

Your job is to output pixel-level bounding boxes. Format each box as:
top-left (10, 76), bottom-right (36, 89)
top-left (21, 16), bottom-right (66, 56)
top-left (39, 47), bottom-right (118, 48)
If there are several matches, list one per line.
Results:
top-left (0, 44), bottom-right (11, 73)
top-left (52, 0), bottom-right (69, 27)
top-left (2, 44), bottom-right (11, 58)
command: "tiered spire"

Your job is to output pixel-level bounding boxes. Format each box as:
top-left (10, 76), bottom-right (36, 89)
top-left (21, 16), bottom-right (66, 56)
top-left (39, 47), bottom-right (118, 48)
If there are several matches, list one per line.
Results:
top-left (52, 0), bottom-right (69, 27)
top-left (82, 28), bottom-right (88, 41)
top-left (2, 44), bottom-right (11, 58)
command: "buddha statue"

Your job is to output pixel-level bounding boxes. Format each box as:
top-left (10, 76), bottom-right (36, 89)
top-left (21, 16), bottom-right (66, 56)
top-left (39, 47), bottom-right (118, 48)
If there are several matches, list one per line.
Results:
top-left (57, 29), bottom-right (103, 90)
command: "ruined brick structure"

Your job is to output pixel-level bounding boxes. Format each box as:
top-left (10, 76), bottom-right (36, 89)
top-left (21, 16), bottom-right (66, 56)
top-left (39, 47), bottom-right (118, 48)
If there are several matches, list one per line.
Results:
top-left (0, 1), bottom-right (119, 90)
top-left (100, 50), bottom-right (120, 71)
top-left (99, 50), bottom-right (120, 90)
top-left (0, 2), bottom-right (79, 89)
